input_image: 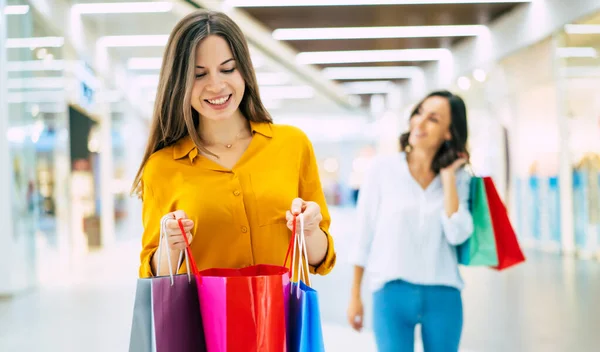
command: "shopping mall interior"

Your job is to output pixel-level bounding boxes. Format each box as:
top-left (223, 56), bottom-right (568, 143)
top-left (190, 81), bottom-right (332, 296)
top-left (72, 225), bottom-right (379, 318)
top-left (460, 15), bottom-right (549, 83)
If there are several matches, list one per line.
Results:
top-left (1, 0), bottom-right (599, 351)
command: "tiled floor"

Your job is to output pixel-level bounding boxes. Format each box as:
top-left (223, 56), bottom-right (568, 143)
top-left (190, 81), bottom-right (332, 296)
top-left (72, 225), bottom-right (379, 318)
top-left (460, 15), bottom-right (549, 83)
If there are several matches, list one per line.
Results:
top-left (1, 207), bottom-right (599, 351)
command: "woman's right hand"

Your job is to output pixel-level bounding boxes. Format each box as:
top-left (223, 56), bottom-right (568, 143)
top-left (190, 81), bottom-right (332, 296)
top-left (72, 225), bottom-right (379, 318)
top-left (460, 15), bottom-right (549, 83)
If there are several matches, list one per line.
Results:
top-left (347, 296), bottom-right (364, 332)
top-left (164, 210), bottom-right (194, 251)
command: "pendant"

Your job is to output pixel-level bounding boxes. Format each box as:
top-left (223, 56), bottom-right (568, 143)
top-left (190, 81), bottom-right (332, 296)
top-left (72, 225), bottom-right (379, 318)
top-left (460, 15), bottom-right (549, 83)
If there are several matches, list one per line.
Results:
top-left (226, 144), bottom-right (232, 148)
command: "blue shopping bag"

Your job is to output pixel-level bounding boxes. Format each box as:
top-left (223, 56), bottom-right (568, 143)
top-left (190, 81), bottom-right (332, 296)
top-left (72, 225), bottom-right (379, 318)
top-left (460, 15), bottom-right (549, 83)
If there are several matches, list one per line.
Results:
top-left (285, 214), bottom-right (326, 352)
top-left (288, 281), bottom-right (325, 352)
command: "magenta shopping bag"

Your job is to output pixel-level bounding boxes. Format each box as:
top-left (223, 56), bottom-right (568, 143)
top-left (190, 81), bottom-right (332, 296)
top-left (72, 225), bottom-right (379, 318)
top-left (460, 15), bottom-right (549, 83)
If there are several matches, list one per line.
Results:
top-left (196, 265), bottom-right (290, 352)
top-left (173, 219), bottom-right (291, 352)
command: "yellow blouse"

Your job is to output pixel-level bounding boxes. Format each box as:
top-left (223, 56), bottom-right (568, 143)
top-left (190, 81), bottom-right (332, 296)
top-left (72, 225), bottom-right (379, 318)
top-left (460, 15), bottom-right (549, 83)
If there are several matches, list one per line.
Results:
top-left (139, 121), bottom-right (336, 278)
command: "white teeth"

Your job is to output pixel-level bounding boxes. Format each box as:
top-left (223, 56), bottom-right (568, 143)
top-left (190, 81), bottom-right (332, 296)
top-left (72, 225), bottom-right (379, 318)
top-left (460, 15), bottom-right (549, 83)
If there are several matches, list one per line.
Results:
top-left (207, 96), bottom-right (229, 105)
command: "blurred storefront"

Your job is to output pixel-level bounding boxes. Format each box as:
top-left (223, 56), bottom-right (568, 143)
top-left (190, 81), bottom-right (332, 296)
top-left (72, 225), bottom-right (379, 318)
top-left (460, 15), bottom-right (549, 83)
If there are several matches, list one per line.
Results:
top-left (2, 0), bottom-right (71, 294)
top-left (555, 11), bottom-right (600, 259)
top-left (0, 1), bottom-right (128, 294)
top-left (442, 11), bottom-right (600, 260)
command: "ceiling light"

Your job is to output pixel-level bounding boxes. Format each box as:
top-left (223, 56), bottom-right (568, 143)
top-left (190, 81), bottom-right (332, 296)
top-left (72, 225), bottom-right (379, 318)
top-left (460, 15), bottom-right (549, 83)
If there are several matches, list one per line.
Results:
top-left (322, 66), bottom-right (423, 80)
top-left (273, 25), bottom-right (488, 41)
top-left (256, 72), bottom-right (292, 86)
top-left (473, 68), bottom-right (486, 82)
top-left (342, 81), bottom-right (396, 94)
top-left (97, 35), bottom-right (169, 48)
top-left (6, 60), bottom-right (66, 72)
top-left (4, 5), bottom-right (30, 15)
top-left (564, 24), bottom-right (600, 34)
top-left (556, 47), bottom-right (597, 58)
top-left (8, 77), bottom-right (65, 90)
top-left (8, 91), bottom-right (66, 104)
top-left (135, 74), bottom-right (160, 87)
top-left (6, 37), bottom-right (65, 48)
top-left (259, 86), bottom-right (314, 100)
top-left (225, 0), bottom-right (531, 7)
top-left (72, 2), bottom-right (172, 14)
top-left (457, 76), bottom-right (471, 90)
top-left (127, 57), bottom-right (163, 70)
top-left (560, 66), bottom-right (600, 77)
top-left (127, 55), bottom-right (265, 70)
top-left (263, 100), bottom-right (283, 109)
top-left (36, 48), bottom-right (49, 60)
top-left (297, 48), bottom-right (451, 64)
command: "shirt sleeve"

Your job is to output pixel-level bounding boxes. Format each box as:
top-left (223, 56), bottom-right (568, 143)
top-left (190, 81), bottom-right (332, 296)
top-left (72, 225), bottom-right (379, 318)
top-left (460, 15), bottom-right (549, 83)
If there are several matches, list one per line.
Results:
top-left (138, 178), bottom-right (167, 278)
top-left (348, 157), bottom-right (380, 268)
top-left (298, 133), bottom-right (336, 276)
top-left (440, 169), bottom-right (474, 246)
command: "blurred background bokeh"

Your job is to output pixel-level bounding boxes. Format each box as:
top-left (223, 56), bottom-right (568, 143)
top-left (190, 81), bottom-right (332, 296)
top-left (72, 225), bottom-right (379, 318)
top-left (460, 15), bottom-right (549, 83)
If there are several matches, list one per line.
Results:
top-left (1, 0), bottom-right (599, 351)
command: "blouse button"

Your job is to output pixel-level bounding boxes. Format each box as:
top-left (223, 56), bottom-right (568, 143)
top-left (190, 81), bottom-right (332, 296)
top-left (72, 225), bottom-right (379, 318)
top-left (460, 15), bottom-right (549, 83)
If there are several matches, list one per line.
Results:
top-left (241, 226), bottom-right (248, 233)
top-left (233, 190), bottom-right (241, 196)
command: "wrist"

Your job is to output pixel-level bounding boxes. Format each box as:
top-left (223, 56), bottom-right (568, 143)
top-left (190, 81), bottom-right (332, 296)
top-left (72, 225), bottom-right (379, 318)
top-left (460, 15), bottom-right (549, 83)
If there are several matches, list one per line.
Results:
top-left (440, 169), bottom-right (455, 181)
top-left (306, 227), bottom-right (324, 238)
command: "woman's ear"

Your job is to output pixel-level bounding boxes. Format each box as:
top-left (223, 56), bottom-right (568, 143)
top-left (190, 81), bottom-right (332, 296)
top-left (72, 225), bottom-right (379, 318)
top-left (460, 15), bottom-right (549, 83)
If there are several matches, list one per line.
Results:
top-left (444, 131), bottom-right (452, 142)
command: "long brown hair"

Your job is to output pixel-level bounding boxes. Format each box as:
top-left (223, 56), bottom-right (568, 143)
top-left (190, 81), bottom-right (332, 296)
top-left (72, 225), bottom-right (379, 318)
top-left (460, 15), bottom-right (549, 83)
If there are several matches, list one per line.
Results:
top-left (131, 10), bottom-right (272, 195)
top-left (399, 90), bottom-right (469, 174)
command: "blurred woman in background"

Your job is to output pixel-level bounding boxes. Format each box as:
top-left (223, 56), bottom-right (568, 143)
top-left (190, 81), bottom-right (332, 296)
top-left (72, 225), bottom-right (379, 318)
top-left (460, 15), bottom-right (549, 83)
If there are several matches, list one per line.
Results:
top-left (347, 90), bottom-right (473, 352)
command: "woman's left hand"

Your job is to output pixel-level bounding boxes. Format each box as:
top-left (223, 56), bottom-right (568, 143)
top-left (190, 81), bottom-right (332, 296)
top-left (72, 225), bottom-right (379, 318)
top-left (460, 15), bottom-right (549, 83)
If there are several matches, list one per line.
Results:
top-left (286, 198), bottom-right (323, 236)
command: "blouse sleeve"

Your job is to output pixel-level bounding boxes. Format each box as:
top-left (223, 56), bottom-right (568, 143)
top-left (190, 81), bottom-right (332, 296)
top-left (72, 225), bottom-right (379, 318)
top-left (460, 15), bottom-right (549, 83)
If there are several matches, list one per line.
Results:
top-left (440, 169), bottom-right (474, 245)
top-left (298, 133), bottom-right (336, 276)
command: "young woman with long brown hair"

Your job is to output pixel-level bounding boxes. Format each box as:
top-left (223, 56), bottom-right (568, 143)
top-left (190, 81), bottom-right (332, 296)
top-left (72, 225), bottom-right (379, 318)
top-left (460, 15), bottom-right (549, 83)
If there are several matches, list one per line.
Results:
top-left (132, 10), bottom-right (336, 278)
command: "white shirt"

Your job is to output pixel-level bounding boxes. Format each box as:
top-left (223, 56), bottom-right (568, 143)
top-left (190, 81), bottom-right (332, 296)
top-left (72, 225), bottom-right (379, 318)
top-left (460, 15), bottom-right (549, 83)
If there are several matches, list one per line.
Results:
top-left (349, 152), bottom-right (474, 292)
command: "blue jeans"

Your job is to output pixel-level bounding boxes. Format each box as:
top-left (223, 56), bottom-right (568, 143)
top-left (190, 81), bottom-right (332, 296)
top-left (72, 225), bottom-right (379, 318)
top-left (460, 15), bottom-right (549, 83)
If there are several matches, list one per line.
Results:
top-left (373, 279), bottom-right (463, 352)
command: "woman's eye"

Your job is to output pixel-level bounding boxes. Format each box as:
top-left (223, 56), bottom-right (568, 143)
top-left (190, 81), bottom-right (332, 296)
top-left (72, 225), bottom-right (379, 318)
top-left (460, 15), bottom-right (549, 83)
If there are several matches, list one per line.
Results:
top-left (195, 73), bottom-right (206, 79)
top-left (222, 68), bottom-right (236, 74)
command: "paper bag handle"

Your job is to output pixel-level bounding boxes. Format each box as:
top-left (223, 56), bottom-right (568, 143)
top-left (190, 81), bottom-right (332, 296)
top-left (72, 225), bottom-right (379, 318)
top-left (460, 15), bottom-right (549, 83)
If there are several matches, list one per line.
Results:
top-left (283, 214), bottom-right (311, 287)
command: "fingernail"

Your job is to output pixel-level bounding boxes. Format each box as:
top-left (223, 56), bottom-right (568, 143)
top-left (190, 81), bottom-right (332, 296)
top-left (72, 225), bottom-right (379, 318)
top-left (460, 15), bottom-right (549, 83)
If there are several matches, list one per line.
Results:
top-left (184, 220), bottom-right (193, 225)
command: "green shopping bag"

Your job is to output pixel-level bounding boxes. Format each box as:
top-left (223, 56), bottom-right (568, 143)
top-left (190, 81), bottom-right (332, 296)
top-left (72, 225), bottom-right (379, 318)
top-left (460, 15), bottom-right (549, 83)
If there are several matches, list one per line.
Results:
top-left (457, 176), bottom-right (499, 266)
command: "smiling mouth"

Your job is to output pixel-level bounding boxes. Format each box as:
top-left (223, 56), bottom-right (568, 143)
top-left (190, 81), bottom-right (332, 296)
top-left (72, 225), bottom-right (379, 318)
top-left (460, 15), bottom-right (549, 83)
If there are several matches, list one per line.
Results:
top-left (205, 95), bottom-right (232, 106)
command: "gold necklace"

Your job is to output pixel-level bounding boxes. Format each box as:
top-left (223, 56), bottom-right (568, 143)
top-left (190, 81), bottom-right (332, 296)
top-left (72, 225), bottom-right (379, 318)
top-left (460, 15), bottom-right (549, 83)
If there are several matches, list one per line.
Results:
top-left (201, 128), bottom-right (250, 149)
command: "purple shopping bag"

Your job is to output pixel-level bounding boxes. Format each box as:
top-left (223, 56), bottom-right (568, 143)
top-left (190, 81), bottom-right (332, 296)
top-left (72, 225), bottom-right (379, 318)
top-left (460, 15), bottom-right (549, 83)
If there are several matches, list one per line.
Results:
top-left (129, 216), bottom-right (206, 352)
top-left (129, 270), bottom-right (206, 352)
top-left (152, 274), bottom-right (206, 351)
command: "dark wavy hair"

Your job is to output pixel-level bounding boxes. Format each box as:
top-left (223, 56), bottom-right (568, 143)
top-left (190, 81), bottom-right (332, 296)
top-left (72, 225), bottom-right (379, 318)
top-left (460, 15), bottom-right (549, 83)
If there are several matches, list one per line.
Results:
top-left (399, 90), bottom-right (469, 174)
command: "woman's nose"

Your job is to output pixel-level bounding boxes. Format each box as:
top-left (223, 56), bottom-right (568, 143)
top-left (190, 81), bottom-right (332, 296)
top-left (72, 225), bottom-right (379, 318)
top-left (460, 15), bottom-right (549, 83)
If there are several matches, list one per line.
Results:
top-left (206, 76), bottom-right (225, 92)
top-left (412, 116), bottom-right (426, 129)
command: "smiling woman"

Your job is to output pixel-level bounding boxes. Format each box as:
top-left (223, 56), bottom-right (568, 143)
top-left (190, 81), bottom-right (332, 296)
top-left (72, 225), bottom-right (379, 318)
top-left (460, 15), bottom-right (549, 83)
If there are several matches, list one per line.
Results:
top-left (348, 90), bottom-right (473, 352)
top-left (131, 10), bottom-right (336, 280)
top-left (191, 39), bottom-right (245, 121)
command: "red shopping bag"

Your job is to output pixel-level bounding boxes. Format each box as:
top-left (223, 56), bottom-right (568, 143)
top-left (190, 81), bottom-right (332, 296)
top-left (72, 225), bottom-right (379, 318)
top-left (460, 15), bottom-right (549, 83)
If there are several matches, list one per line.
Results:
top-left (196, 265), bottom-right (290, 352)
top-left (483, 178), bottom-right (526, 270)
top-left (176, 219), bottom-right (291, 352)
